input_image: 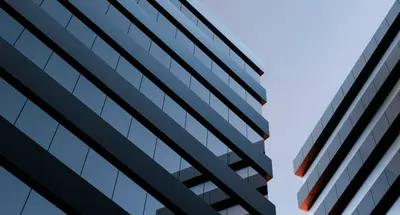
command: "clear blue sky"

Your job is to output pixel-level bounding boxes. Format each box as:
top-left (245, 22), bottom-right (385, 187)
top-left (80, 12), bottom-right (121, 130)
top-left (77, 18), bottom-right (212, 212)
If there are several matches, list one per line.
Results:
top-left (196, 0), bottom-right (396, 214)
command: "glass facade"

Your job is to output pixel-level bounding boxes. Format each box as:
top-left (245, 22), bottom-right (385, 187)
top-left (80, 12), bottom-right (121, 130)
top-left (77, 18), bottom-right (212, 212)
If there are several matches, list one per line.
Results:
top-left (0, 0), bottom-right (273, 214)
top-left (293, 2), bottom-right (400, 214)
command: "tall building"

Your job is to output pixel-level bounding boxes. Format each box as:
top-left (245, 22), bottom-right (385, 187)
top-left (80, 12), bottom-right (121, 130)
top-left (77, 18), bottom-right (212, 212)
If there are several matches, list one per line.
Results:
top-left (293, 2), bottom-right (399, 215)
top-left (0, 0), bottom-right (274, 215)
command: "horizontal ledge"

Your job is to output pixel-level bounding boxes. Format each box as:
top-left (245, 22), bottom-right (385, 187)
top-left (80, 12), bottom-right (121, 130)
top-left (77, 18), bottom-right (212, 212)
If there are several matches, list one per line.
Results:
top-left (371, 173), bottom-right (400, 215)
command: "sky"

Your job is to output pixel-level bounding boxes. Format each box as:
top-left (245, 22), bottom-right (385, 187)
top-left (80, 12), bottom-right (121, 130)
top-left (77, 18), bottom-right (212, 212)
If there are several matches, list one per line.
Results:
top-left (195, 0), bottom-right (396, 214)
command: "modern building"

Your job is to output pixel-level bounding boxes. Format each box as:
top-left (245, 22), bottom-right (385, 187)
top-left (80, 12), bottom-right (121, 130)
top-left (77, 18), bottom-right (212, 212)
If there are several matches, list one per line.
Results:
top-left (293, 2), bottom-right (399, 215)
top-left (0, 0), bottom-right (275, 215)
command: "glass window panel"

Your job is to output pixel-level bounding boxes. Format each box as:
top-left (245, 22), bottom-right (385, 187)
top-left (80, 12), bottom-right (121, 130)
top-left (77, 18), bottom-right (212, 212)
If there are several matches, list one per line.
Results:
top-left (0, 78), bottom-right (27, 124)
top-left (81, 149), bottom-right (118, 198)
top-left (175, 31), bottom-right (195, 53)
top-left (245, 64), bottom-right (260, 82)
top-left (0, 8), bottom-right (24, 44)
top-left (372, 115), bottom-right (389, 142)
top-left (169, 0), bottom-right (182, 8)
top-left (385, 94), bottom-right (400, 124)
top-left (128, 23), bottom-right (152, 51)
top-left (194, 46), bottom-right (212, 69)
top-left (105, 6), bottom-right (130, 33)
top-left (40, 0), bottom-right (72, 27)
top-left (14, 30), bottom-right (52, 69)
top-left (321, 104), bottom-right (334, 127)
top-left (229, 78), bottom-right (245, 99)
top-left (190, 77), bottom-right (210, 104)
top-left (73, 76), bottom-right (106, 114)
top-left (385, 43), bottom-right (400, 71)
top-left (236, 168), bottom-right (249, 179)
top-left (297, 182), bottom-right (308, 205)
top-left (219, 209), bottom-right (227, 215)
top-left (180, 5), bottom-right (197, 24)
top-left (43, 53), bottom-right (80, 92)
top-left (350, 101), bottom-right (365, 124)
top-left (359, 133), bottom-right (376, 161)
top-left (31, 0), bottom-right (43, 5)
top-left (137, 0), bottom-right (158, 21)
top-left (139, 76), bottom-right (166, 109)
top-left (211, 62), bottom-right (229, 85)
top-left (112, 172), bottom-right (147, 215)
top-left (162, 95), bottom-right (187, 127)
top-left (331, 89), bottom-right (344, 111)
top-left (307, 168), bottom-right (319, 190)
top-left (197, 20), bottom-right (213, 39)
top-left (317, 152), bottom-right (330, 175)
top-left (15, 101), bottom-right (58, 149)
top-left (347, 152), bottom-right (363, 179)
top-left (338, 118), bottom-right (353, 141)
top-left (386, 197), bottom-right (400, 215)
top-left (49, 125), bottom-right (89, 174)
top-left (207, 131), bottom-right (228, 157)
top-left (370, 172), bottom-right (390, 203)
top-left (179, 159), bottom-right (191, 172)
top-left (92, 37), bottom-right (120, 69)
top-left (293, 152), bottom-right (303, 172)
top-left (21, 191), bottom-right (65, 215)
top-left (328, 135), bottom-right (341, 158)
top-left (324, 187), bottom-right (338, 212)
top-left (86, 0), bottom-right (110, 15)
top-left (0, 167), bottom-right (30, 215)
top-left (204, 181), bottom-right (217, 193)
top-left (154, 139), bottom-right (181, 173)
top-left (169, 59), bottom-right (191, 87)
top-left (149, 42), bottom-right (172, 69)
top-left (247, 125), bottom-right (263, 143)
top-left (156, 13), bottom-right (177, 39)
top-left (314, 203), bottom-right (326, 215)
top-left (249, 167), bottom-right (258, 177)
top-left (213, 36), bottom-right (229, 55)
top-left (229, 110), bottom-right (246, 136)
top-left (185, 114), bottom-right (207, 145)
top-left (335, 170), bottom-right (350, 196)
top-left (101, 97), bottom-right (132, 136)
top-left (66, 16), bottom-right (96, 48)
top-left (190, 184), bottom-right (205, 195)
top-left (341, 72), bottom-right (355, 95)
top-left (115, 56), bottom-right (143, 90)
top-left (357, 191), bottom-right (375, 215)
top-left (246, 92), bottom-right (261, 113)
top-left (373, 61), bottom-right (390, 90)
top-left (227, 205), bottom-right (247, 215)
top-left (210, 94), bottom-right (228, 120)
top-left (143, 194), bottom-right (164, 215)
top-left (229, 49), bottom-right (245, 70)
top-left (128, 117), bottom-right (157, 158)
top-left (361, 82), bottom-right (377, 107)
top-left (311, 121), bottom-right (323, 142)
top-left (302, 136), bottom-right (313, 157)
top-left (385, 153), bottom-right (400, 186)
